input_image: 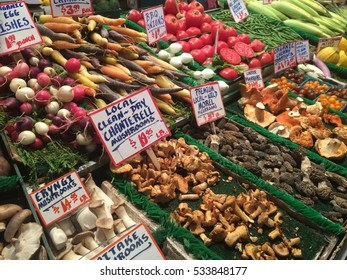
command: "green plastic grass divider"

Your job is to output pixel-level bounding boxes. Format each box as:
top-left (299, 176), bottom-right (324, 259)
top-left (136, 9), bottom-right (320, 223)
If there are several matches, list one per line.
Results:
top-left (174, 131), bottom-right (345, 236)
top-left (108, 174), bottom-right (223, 260)
top-left (0, 175), bottom-right (20, 193)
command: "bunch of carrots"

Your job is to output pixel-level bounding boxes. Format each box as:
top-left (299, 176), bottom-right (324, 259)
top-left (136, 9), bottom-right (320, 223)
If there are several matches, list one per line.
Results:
top-left (34, 14), bottom-right (192, 116)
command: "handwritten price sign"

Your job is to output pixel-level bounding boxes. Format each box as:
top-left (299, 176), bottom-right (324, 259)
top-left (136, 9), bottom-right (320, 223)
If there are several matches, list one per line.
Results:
top-left (316, 36), bottom-right (342, 54)
top-left (274, 42), bottom-right (296, 74)
top-left (227, 0), bottom-right (249, 23)
top-left (296, 40), bottom-right (310, 64)
top-left (244, 68), bottom-right (264, 89)
top-left (143, 5), bottom-right (166, 45)
top-left (50, 0), bottom-right (93, 17)
top-left (88, 88), bottom-right (171, 166)
top-left (29, 171), bottom-right (91, 227)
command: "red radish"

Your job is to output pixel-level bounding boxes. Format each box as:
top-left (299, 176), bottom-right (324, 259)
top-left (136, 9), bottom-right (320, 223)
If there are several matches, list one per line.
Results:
top-left (20, 102), bottom-right (33, 115)
top-left (51, 75), bottom-right (63, 87)
top-left (6, 123), bottom-right (16, 135)
top-left (48, 124), bottom-right (60, 135)
top-left (6, 71), bottom-right (19, 82)
top-left (13, 62), bottom-right (30, 78)
top-left (73, 108), bottom-right (87, 118)
top-left (65, 58), bottom-right (81, 73)
top-left (31, 137), bottom-right (44, 149)
top-left (38, 59), bottom-right (52, 71)
top-left (0, 76), bottom-right (6, 86)
top-left (72, 86), bottom-right (86, 102)
top-left (37, 72), bottom-right (51, 87)
top-left (9, 78), bottom-right (26, 93)
top-left (219, 48), bottom-right (242, 65)
top-left (63, 102), bottom-right (78, 111)
top-left (35, 89), bottom-right (51, 106)
top-left (57, 85), bottom-right (74, 103)
top-left (63, 77), bottom-right (75, 86)
top-left (10, 130), bottom-right (19, 141)
top-left (16, 87), bottom-right (35, 102)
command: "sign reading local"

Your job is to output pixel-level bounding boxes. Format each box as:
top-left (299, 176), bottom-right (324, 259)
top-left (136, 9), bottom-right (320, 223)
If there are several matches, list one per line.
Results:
top-left (296, 40), bottom-right (310, 64)
top-left (88, 88), bottom-right (171, 166)
top-left (29, 171), bottom-right (91, 227)
top-left (92, 223), bottom-right (165, 260)
top-left (274, 42), bottom-right (296, 74)
top-left (143, 5), bottom-right (166, 45)
top-left (227, 0), bottom-right (249, 23)
top-left (0, 2), bottom-right (42, 56)
top-left (50, 0), bottom-right (93, 17)
top-left (191, 82), bottom-right (226, 126)
top-left (316, 36), bottom-right (342, 54)
top-left (244, 68), bottom-right (264, 89)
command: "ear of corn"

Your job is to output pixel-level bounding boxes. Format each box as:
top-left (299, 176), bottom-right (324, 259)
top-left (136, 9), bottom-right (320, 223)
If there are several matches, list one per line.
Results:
top-left (247, 1), bottom-right (282, 21)
top-left (271, 1), bottom-right (317, 24)
top-left (283, 19), bottom-right (330, 38)
top-left (280, 0), bottom-right (320, 17)
top-left (314, 17), bottom-right (345, 34)
top-left (328, 11), bottom-right (347, 26)
top-left (301, 0), bottom-right (331, 17)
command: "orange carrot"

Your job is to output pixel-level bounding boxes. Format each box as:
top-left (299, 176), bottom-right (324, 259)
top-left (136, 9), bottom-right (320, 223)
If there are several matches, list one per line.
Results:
top-left (53, 40), bottom-right (81, 49)
top-left (43, 22), bottom-right (81, 33)
top-left (87, 15), bottom-right (125, 26)
top-left (106, 42), bottom-right (123, 52)
top-left (108, 25), bottom-right (147, 38)
top-left (100, 65), bottom-right (132, 82)
top-left (145, 65), bottom-right (164, 74)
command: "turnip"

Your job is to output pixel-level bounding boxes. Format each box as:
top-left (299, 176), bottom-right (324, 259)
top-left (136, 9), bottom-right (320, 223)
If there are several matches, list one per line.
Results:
top-left (15, 87), bottom-right (35, 102)
top-left (165, 43), bottom-right (183, 55)
top-left (179, 53), bottom-right (194, 64)
top-left (17, 130), bottom-right (36, 145)
top-left (20, 102), bottom-right (33, 115)
top-left (13, 62), bottom-right (30, 78)
top-left (37, 72), bottom-right (51, 88)
top-left (34, 121), bottom-right (50, 138)
top-left (45, 101), bottom-right (60, 115)
top-left (158, 50), bottom-right (172, 61)
top-left (201, 68), bottom-right (215, 80)
top-left (9, 78), bottom-right (26, 93)
top-left (57, 85), bottom-right (74, 103)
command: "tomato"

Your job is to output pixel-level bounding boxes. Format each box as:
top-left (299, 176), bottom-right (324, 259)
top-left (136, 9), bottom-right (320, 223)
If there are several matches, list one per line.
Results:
top-left (228, 27), bottom-right (237, 37)
top-left (237, 33), bottom-right (251, 44)
top-left (217, 41), bottom-right (228, 54)
top-left (270, 49), bottom-right (275, 61)
top-left (164, 14), bottom-right (179, 35)
top-left (176, 30), bottom-right (189, 40)
top-left (188, 1), bottom-right (204, 13)
top-left (178, 1), bottom-right (189, 12)
top-left (127, 9), bottom-right (143, 23)
top-left (137, 19), bottom-right (146, 28)
top-left (202, 57), bottom-right (213, 66)
top-left (219, 67), bottom-right (239, 80)
top-left (248, 58), bottom-right (262, 69)
top-left (219, 48), bottom-right (242, 65)
top-left (190, 49), bottom-right (206, 64)
top-left (177, 19), bottom-right (187, 31)
top-left (200, 22), bottom-right (211, 33)
top-left (201, 45), bottom-right (214, 58)
top-left (234, 42), bottom-right (254, 58)
top-left (258, 52), bottom-right (273, 66)
top-left (227, 36), bottom-right (241, 48)
top-left (250, 39), bottom-right (266, 52)
top-left (186, 26), bottom-right (201, 37)
top-left (176, 40), bottom-right (191, 52)
top-left (176, 11), bottom-right (186, 20)
top-left (211, 23), bottom-right (231, 42)
top-left (202, 13), bottom-right (212, 23)
top-left (188, 37), bottom-right (204, 50)
top-left (164, 0), bottom-right (179, 15)
top-left (162, 33), bottom-right (177, 42)
top-left (200, 33), bottom-right (213, 46)
top-left (185, 9), bottom-right (203, 28)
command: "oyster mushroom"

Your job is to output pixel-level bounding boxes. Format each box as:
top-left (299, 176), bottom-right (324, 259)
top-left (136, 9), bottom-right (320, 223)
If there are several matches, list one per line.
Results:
top-left (4, 209), bottom-right (32, 243)
top-left (315, 138), bottom-right (347, 160)
top-left (48, 225), bottom-right (68, 251)
top-left (224, 225), bottom-right (249, 247)
top-left (244, 103), bottom-right (276, 128)
top-left (268, 122), bottom-right (290, 138)
top-left (57, 244), bottom-right (82, 260)
top-left (71, 231), bottom-right (99, 251)
top-left (272, 242), bottom-right (290, 258)
top-left (0, 204), bottom-right (22, 221)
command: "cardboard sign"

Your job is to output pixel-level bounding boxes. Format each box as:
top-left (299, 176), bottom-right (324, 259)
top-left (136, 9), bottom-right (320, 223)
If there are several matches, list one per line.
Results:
top-left (316, 36), bottom-right (342, 54)
top-left (227, 0), bottom-right (249, 23)
top-left (191, 82), bottom-right (226, 126)
top-left (29, 171), bottom-right (91, 227)
top-left (143, 5), bottom-right (167, 45)
top-left (92, 223), bottom-right (165, 260)
top-left (296, 40), bottom-right (310, 64)
top-left (262, 0), bottom-right (274, 4)
top-left (274, 42), bottom-right (296, 74)
top-left (0, 2), bottom-right (42, 56)
top-left (244, 68), bottom-right (264, 89)
top-left (50, 0), bottom-right (93, 17)
top-left (88, 88), bottom-right (171, 166)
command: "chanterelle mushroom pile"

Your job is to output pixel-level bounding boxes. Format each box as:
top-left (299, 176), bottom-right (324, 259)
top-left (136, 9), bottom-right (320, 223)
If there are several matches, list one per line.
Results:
top-left (172, 188), bottom-right (302, 260)
top-left (111, 138), bottom-right (220, 204)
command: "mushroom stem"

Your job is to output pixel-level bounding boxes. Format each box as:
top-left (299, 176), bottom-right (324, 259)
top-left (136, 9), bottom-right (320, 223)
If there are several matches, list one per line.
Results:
top-left (225, 225), bottom-right (249, 247)
top-left (96, 217), bottom-right (116, 241)
top-left (48, 225), bottom-right (68, 251)
top-left (255, 102), bottom-right (265, 122)
top-left (73, 243), bottom-right (91, 256)
top-left (178, 193), bottom-right (200, 201)
top-left (0, 204), bottom-right (22, 221)
top-left (75, 205), bottom-right (97, 231)
top-left (199, 233), bottom-right (212, 246)
top-left (4, 209), bottom-right (32, 243)
top-left (56, 217), bottom-right (76, 237)
top-left (84, 236), bottom-right (99, 251)
top-left (112, 202), bottom-right (136, 229)
top-left (58, 246), bottom-right (82, 260)
top-left (113, 219), bottom-right (127, 234)
top-left (192, 182), bottom-right (208, 195)
top-left (0, 222), bottom-right (5, 233)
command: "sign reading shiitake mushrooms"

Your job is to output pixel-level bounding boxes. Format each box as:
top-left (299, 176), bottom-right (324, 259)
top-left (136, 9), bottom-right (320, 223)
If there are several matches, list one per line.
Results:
top-left (190, 81), bottom-right (226, 127)
top-left (92, 223), bottom-right (165, 260)
top-left (88, 88), bottom-right (171, 166)
top-left (29, 170), bottom-right (91, 227)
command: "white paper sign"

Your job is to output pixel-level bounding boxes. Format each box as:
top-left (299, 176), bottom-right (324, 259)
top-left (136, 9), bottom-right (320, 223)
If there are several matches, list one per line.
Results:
top-left (0, 2), bottom-right (42, 56)
top-left (88, 88), bottom-right (171, 166)
top-left (296, 40), bottom-right (310, 64)
top-left (274, 42), bottom-right (296, 74)
top-left (227, 0), bottom-right (249, 23)
top-left (244, 68), bottom-right (264, 89)
top-left (316, 36), bottom-right (342, 54)
top-left (50, 0), bottom-right (93, 17)
top-left (143, 5), bottom-right (167, 45)
top-left (29, 170), bottom-right (91, 227)
top-left (92, 223), bottom-right (166, 260)
top-left (191, 82), bottom-right (226, 126)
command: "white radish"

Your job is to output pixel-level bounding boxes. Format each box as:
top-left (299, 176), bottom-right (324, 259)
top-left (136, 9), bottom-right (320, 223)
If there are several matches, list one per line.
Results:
top-left (0, 66), bottom-right (12, 77)
top-left (29, 57), bottom-right (39, 66)
top-left (217, 81), bottom-right (229, 93)
top-left (17, 130), bottom-right (36, 145)
top-left (193, 71), bottom-right (203, 79)
top-left (158, 50), bottom-right (172, 61)
top-left (57, 108), bottom-right (71, 119)
top-left (169, 56), bottom-right (183, 68)
top-left (9, 78), bottom-right (27, 93)
top-left (43, 67), bottom-right (56, 77)
top-left (57, 85), bottom-right (74, 103)
top-left (15, 87), bottom-right (35, 102)
top-left (201, 68), bottom-right (215, 79)
top-left (49, 85), bottom-right (59, 98)
top-left (45, 101), bottom-right (60, 115)
top-left (76, 133), bottom-right (93, 146)
top-left (34, 121), bottom-right (49, 136)
top-left (179, 53), bottom-right (194, 64)
top-left (27, 78), bottom-right (41, 91)
top-left (165, 43), bottom-right (182, 55)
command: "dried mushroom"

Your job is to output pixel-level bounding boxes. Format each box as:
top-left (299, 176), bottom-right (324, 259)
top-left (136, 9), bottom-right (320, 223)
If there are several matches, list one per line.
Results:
top-left (315, 138), bottom-right (347, 160)
top-left (244, 103), bottom-right (276, 128)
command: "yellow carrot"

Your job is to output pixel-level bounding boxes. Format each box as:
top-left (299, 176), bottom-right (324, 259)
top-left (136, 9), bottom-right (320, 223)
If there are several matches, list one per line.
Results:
top-left (153, 97), bottom-right (179, 116)
top-left (114, 63), bottom-right (131, 75)
top-left (87, 19), bottom-right (97, 31)
top-left (87, 15), bottom-right (126, 26)
top-left (39, 15), bottom-right (77, 24)
top-left (79, 66), bottom-right (108, 83)
top-left (70, 73), bottom-right (99, 89)
top-left (49, 50), bottom-right (67, 66)
top-left (147, 54), bottom-right (179, 71)
top-left (41, 36), bottom-right (53, 46)
top-left (90, 32), bottom-right (108, 47)
top-left (80, 60), bottom-right (95, 69)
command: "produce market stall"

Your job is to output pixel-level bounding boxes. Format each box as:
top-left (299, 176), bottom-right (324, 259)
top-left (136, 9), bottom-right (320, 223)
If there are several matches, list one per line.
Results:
top-left (1, 0), bottom-right (347, 261)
